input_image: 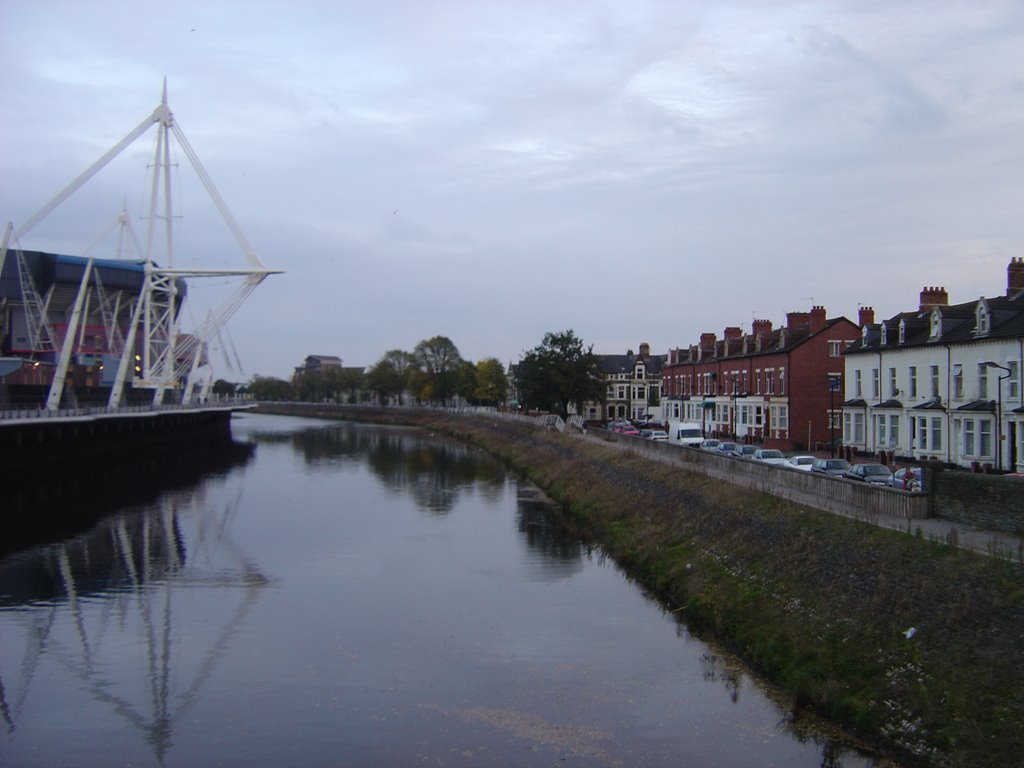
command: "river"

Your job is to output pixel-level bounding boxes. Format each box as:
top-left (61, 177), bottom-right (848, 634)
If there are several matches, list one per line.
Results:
top-left (0, 413), bottom-right (885, 767)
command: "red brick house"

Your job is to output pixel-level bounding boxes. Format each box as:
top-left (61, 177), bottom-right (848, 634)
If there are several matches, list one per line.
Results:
top-left (661, 306), bottom-right (865, 451)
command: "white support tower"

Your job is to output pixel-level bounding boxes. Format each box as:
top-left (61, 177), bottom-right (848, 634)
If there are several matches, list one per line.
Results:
top-left (9, 81), bottom-right (282, 410)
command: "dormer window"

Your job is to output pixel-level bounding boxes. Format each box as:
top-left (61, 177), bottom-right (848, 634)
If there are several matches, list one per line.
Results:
top-left (975, 300), bottom-right (990, 336)
top-left (929, 307), bottom-right (942, 341)
top-left (880, 323), bottom-right (888, 346)
top-left (898, 319), bottom-right (906, 344)
top-left (861, 325), bottom-right (869, 345)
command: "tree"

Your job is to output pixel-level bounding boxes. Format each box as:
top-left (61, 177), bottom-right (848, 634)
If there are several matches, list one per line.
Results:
top-left (518, 330), bottom-right (603, 418)
top-left (248, 374), bottom-right (293, 401)
top-left (413, 336), bottom-right (463, 406)
top-left (212, 379), bottom-right (237, 396)
top-left (474, 358), bottom-right (509, 406)
top-left (367, 349), bottom-right (416, 405)
top-left (455, 360), bottom-right (478, 405)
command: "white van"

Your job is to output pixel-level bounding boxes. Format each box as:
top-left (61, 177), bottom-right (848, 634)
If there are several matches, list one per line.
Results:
top-left (668, 421), bottom-right (704, 446)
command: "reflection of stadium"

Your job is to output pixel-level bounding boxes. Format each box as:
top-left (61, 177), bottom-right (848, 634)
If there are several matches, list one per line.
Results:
top-left (0, 470), bottom-right (269, 764)
top-left (0, 83), bottom-right (281, 411)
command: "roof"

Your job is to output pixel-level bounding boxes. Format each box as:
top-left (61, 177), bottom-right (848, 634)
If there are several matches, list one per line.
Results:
top-left (667, 316), bottom-right (855, 366)
top-left (846, 290), bottom-right (1024, 355)
top-left (597, 352), bottom-right (666, 375)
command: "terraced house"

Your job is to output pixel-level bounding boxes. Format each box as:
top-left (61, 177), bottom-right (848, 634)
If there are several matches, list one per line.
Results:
top-left (842, 258), bottom-right (1024, 472)
top-left (660, 306), bottom-right (862, 451)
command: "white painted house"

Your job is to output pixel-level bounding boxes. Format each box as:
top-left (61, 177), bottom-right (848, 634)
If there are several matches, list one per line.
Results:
top-left (842, 258), bottom-right (1024, 472)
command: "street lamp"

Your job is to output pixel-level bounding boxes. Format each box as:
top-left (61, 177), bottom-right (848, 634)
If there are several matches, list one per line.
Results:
top-left (983, 361), bottom-right (1011, 471)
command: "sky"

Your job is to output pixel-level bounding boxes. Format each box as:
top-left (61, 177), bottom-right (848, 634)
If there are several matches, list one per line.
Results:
top-left (2, 1), bottom-right (1023, 380)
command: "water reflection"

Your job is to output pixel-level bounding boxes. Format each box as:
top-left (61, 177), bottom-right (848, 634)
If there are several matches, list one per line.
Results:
top-left (0, 481), bottom-right (268, 764)
top-left (251, 421), bottom-right (508, 514)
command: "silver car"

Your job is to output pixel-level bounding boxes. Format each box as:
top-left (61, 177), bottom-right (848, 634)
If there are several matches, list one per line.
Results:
top-left (811, 458), bottom-right (851, 476)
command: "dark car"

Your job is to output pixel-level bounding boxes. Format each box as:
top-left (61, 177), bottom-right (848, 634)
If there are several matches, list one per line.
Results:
top-left (731, 445), bottom-right (758, 459)
top-left (811, 458), bottom-right (851, 476)
top-left (844, 463), bottom-right (893, 485)
top-left (715, 441), bottom-right (738, 455)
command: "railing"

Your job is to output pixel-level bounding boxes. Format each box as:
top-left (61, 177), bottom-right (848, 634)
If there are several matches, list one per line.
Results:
top-left (0, 394), bottom-right (254, 422)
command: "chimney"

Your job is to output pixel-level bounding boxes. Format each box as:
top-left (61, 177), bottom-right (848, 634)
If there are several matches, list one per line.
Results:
top-left (919, 286), bottom-right (949, 312)
top-left (786, 311), bottom-right (810, 330)
top-left (858, 306), bottom-right (875, 326)
top-left (699, 332), bottom-right (716, 351)
top-left (810, 305), bottom-right (827, 333)
top-left (723, 326), bottom-right (742, 340)
top-left (639, 342), bottom-right (650, 357)
top-left (751, 319), bottom-right (772, 338)
top-left (1009, 257), bottom-right (1024, 296)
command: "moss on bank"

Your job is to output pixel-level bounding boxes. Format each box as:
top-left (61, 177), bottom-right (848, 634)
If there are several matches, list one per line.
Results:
top-left (255, 405), bottom-right (1024, 768)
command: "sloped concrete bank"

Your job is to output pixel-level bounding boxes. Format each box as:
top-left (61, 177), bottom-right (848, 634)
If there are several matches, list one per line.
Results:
top-left (255, 404), bottom-right (1024, 768)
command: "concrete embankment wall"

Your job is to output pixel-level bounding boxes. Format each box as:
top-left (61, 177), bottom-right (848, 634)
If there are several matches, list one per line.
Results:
top-left (1, 408), bottom-right (236, 475)
top-left (597, 430), bottom-right (931, 522)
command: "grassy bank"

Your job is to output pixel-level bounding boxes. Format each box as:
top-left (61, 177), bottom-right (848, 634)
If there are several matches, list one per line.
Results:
top-left (255, 405), bottom-right (1024, 767)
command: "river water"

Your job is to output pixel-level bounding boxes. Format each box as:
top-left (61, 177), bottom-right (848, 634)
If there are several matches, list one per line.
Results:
top-left (0, 413), bottom-right (884, 767)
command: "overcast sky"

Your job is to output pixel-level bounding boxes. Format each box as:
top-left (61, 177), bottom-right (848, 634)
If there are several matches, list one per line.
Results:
top-left (2, 1), bottom-right (1023, 379)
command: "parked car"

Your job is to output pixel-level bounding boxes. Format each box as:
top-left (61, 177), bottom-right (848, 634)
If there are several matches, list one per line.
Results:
top-left (785, 455), bottom-right (816, 471)
top-left (699, 439), bottom-right (721, 451)
top-left (811, 458), bottom-right (851, 476)
top-left (844, 463), bottom-right (893, 485)
top-left (619, 426), bottom-right (640, 436)
top-left (889, 466), bottom-right (923, 491)
top-left (715, 441), bottom-right (738, 455)
top-left (731, 445), bottom-right (758, 459)
top-left (648, 430), bottom-right (669, 441)
top-left (752, 448), bottom-right (787, 465)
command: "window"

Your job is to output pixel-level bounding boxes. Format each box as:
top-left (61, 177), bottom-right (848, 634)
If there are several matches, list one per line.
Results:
top-left (769, 405), bottom-right (787, 431)
top-left (854, 369), bottom-right (862, 398)
top-left (917, 418), bottom-right (927, 450)
top-left (853, 412), bottom-right (865, 443)
top-left (980, 419), bottom-right (993, 457)
top-left (889, 368), bottom-right (897, 398)
top-left (755, 370), bottom-right (761, 395)
top-left (978, 364), bottom-right (989, 400)
top-left (1010, 361), bottom-right (1020, 400)
top-left (899, 320), bottom-right (906, 344)
top-left (929, 308), bottom-right (941, 339)
top-left (930, 417), bottom-right (942, 451)
top-left (828, 410), bottom-right (841, 429)
top-left (828, 340), bottom-right (841, 357)
top-left (766, 368), bottom-right (775, 395)
top-left (953, 365), bottom-right (963, 400)
top-left (909, 367), bottom-right (918, 398)
top-left (871, 368), bottom-right (880, 399)
top-left (878, 417), bottom-right (887, 447)
top-left (930, 365), bottom-right (940, 398)
top-left (880, 324), bottom-right (888, 345)
top-left (964, 419), bottom-right (976, 455)
top-left (779, 368), bottom-right (785, 395)
top-left (889, 415), bottom-right (900, 448)
top-left (975, 302), bottom-right (990, 335)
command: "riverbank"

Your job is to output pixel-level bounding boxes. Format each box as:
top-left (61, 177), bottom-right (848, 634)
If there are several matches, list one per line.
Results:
top-left (254, 404), bottom-right (1023, 768)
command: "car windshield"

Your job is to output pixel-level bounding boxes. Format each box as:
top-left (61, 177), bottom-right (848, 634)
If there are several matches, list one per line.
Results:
top-left (760, 450), bottom-right (783, 458)
top-left (865, 466), bottom-right (890, 475)
top-left (791, 457), bottom-right (813, 465)
top-left (826, 460), bottom-right (849, 469)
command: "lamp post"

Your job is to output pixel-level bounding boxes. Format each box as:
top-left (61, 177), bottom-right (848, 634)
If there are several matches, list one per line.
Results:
top-left (983, 361), bottom-right (1011, 471)
top-left (828, 374), bottom-right (841, 458)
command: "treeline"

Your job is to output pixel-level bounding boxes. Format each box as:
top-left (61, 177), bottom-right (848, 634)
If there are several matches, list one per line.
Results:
top-left (235, 335), bottom-right (508, 407)
top-left (233, 329), bottom-right (609, 416)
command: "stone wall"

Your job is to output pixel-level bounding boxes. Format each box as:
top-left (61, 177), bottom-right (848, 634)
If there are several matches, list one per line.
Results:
top-left (932, 471), bottom-right (1024, 534)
